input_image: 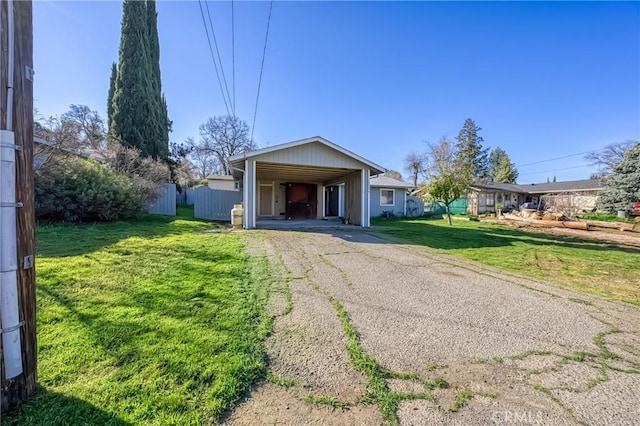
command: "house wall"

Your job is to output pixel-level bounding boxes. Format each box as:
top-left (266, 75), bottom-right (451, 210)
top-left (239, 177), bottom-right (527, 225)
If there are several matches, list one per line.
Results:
top-left (256, 179), bottom-right (325, 219)
top-left (467, 190), bottom-right (523, 214)
top-left (370, 187), bottom-right (406, 217)
top-left (344, 171), bottom-right (362, 225)
top-left (254, 142), bottom-right (367, 169)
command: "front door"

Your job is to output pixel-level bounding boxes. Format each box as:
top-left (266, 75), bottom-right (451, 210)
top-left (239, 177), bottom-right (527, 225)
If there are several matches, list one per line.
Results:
top-left (286, 183), bottom-right (317, 219)
top-left (325, 186), bottom-right (339, 216)
top-left (259, 185), bottom-right (273, 216)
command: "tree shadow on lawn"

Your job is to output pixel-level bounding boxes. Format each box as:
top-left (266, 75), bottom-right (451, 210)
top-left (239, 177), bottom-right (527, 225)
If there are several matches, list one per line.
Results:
top-left (3, 386), bottom-right (131, 426)
top-left (36, 209), bottom-right (222, 258)
top-left (362, 219), bottom-right (640, 255)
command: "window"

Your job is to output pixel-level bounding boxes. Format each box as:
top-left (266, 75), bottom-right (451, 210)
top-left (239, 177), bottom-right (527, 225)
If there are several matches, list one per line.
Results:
top-left (380, 189), bottom-right (395, 206)
top-left (486, 193), bottom-right (495, 206)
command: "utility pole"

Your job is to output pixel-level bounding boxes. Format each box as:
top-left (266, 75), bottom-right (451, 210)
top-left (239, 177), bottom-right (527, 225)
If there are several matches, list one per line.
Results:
top-left (1, 0), bottom-right (36, 413)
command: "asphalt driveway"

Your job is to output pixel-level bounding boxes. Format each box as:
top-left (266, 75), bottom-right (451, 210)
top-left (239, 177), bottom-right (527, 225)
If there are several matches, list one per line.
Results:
top-left (225, 228), bottom-right (640, 425)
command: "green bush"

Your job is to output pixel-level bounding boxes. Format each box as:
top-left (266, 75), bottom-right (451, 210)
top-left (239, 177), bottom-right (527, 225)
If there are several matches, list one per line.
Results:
top-left (35, 156), bottom-right (148, 223)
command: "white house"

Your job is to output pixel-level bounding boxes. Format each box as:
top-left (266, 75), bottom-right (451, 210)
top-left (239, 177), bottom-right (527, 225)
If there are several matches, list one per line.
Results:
top-left (228, 136), bottom-right (386, 228)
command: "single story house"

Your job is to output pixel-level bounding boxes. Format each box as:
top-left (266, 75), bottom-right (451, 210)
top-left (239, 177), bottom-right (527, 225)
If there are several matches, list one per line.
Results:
top-left (467, 179), bottom-right (604, 215)
top-left (369, 175), bottom-right (414, 217)
top-left (229, 136), bottom-right (386, 228)
top-left (205, 174), bottom-right (238, 191)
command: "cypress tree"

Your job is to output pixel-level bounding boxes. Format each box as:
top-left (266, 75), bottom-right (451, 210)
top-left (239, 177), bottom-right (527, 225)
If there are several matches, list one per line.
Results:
top-left (109, 0), bottom-right (169, 160)
top-left (146, 0), bottom-right (169, 159)
top-left (107, 62), bottom-right (117, 133)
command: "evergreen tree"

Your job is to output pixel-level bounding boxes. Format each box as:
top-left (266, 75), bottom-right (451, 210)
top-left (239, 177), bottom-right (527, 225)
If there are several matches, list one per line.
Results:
top-left (109, 0), bottom-right (169, 160)
top-left (489, 147), bottom-right (518, 183)
top-left (598, 142), bottom-right (640, 212)
top-left (146, 0), bottom-right (170, 158)
top-left (455, 118), bottom-right (489, 183)
top-left (107, 62), bottom-right (117, 133)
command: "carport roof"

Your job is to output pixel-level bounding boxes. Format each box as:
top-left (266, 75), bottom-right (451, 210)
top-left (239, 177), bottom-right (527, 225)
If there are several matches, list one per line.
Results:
top-left (228, 136), bottom-right (386, 175)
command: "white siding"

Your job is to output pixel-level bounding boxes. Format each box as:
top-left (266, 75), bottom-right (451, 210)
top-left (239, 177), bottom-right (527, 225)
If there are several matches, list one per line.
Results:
top-left (252, 142), bottom-right (366, 169)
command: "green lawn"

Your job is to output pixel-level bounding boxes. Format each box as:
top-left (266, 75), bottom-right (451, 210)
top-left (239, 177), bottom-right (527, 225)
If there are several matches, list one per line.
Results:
top-left (5, 208), bottom-right (272, 425)
top-left (372, 217), bottom-right (640, 305)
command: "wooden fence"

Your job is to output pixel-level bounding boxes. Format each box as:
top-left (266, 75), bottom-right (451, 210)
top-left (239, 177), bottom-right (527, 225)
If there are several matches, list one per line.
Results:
top-left (193, 186), bottom-right (242, 221)
top-left (148, 183), bottom-right (176, 216)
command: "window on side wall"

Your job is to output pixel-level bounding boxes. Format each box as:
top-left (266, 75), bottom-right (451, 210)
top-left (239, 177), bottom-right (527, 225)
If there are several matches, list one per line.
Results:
top-left (380, 189), bottom-right (395, 206)
top-left (486, 193), bottom-right (495, 206)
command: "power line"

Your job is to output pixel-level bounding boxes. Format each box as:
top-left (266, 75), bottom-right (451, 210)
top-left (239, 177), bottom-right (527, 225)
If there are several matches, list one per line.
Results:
top-left (204, 0), bottom-right (233, 116)
top-left (232, 0), bottom-right (236, 116)
top-left (251, 0), bottom-right (273, 143)
top-left (198, 0), bottom-right (231, 116)
top-left (516, 149), bottom-right (600, 168)
top-left (518, 164), bottom-right (592, 176)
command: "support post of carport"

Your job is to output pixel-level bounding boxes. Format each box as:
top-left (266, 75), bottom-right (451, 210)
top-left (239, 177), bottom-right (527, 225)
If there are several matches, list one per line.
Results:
top-left (361, 168), bottom-right (370, 227)
top-left (243, 159), bottom-right (257, 229)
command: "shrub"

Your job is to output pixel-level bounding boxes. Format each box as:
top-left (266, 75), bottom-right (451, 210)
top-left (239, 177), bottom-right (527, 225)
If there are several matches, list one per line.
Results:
top-left (35, 156), bottom-right (149, 223)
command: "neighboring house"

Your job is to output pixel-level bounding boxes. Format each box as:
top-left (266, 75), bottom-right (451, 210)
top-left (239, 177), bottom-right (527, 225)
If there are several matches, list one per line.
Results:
top-left (467, 179), bottom-right (604, 215)
top-left (205, 174), bottom-right (238, 191)
top-left (369, 175), bottom-right (413, 217)
top-left (228, 136), bottom-right (385, 228)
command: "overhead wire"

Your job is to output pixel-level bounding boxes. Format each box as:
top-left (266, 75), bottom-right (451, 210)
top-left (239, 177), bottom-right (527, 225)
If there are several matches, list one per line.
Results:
top-left (204, 0), bottom-right (234, 116)
top-left (518, 164), bottom-right (592, 177)
top-left (516, 149), bottom-right (601, 168)
top-left (198, 0), bottom-right (231, 116)
top-left (232, 0), bottom-right (236, 116)
top-left (250, 0), bottom-right (273, 142)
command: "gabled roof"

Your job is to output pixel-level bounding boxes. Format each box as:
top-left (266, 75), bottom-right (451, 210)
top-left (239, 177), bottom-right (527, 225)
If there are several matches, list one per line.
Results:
top-left (470, 179), bottom-right (603, 194)
top-left (370, 175), bottom-right (413, 188)
top-left (522, 179), bottom-right (603, 194)
top-left (469, 182), bottom-right (524, 193)
top-left (228, 136), bottom-right (386, 174)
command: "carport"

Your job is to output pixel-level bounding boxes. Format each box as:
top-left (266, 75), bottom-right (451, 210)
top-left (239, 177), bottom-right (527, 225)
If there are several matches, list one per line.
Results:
top-left (229, 136), bottom-right (385, 229)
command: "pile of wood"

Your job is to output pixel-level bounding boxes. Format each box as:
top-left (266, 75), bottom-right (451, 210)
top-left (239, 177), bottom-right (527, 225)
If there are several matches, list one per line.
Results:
top-left (500, 211), bottom-right (638, 232)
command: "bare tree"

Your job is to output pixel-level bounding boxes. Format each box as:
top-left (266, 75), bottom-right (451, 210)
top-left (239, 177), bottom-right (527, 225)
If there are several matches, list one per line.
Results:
top-left (404, 151), bottom-right (426, 187)
top-left (185, 136), bottom-right (222, 180)
top-left (385, 170), bottom-right (403, 181)
top-left (425, 136), bottom-right (457, 180)
top-left (585, 140), bottom-right (637, 175)
top-left (198, 115), bottom-right (257, 175)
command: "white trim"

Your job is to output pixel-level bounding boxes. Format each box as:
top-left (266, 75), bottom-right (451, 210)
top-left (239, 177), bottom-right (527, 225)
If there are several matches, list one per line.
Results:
top-left (228, 136), bottom-right (386, 174)
top-left (403, 191), bottom-right (407, 217)
top-left (243, 159), bottom-right (248, 228)
top-left (379, 188), bottom-right (395, 207)
top-left (251, 160), bottom-right (257, 228)
top-left (338, 184), bottom-right (344, 217)
top-left (361, 169), bottom-right (366, 227)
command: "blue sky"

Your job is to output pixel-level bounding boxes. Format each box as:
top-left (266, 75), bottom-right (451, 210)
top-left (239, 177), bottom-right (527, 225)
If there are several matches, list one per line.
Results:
top-left (34, 1), bottom-right (639, 183)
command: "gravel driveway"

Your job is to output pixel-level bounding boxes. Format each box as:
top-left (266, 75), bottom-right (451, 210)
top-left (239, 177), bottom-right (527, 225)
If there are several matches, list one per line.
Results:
top-left (224, 228), bottom-right (640, 425)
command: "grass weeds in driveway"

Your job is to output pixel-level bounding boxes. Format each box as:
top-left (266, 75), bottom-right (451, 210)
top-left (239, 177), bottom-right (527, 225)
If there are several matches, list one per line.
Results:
top-left (372, 217), bottom-right (640, 305)
top-left (5, 208), bottom-right (272, 425)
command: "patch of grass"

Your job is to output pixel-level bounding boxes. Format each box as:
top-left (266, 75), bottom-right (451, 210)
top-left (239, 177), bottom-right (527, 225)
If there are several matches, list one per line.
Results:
top-left (595, 329), bottom-right (621, 360)
top-left (423, 377), bottom-right (449, 390)
top-left (266, 372), bottom-right (297, 388)
top-left (568, 297), bottom-right (592, 305)
top-left (372, 217), bottom-right (640, 305)
top-left (424, 362), bottom-right (446, 372)
top-left (6, 212), bottom-right (273, 425)
top-left (303, 393), bottom-right (349, 410)
top-left (448, 389), bottom-right (473, 412)
top-left (562, 352), bottom-right (589, 363)
top-left (330, 299), bottom-right (431, 425)
top-left (579, 212), bottom-right (635, 223)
